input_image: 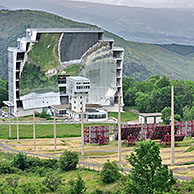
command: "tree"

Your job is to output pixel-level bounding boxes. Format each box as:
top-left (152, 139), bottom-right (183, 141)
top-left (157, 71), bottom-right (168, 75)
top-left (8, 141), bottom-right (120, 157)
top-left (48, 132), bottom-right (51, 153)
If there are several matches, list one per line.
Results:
top-left (135, 92), bottom-right (150, 112)
top-left (156, 76), bottom-right (170, 88)
top-left (59, 150), bottom-right (79, 171)
top-left (100, 160), bottom-right (121, 184)
top-left (0, 79), bottom-right (8, 107)
top-left (11, 152), bottom-right (28, 171)
top-left (162, 107), bottom-right (171, 124)
top-left (126, 141), bottom-right (175, 194)
top-left (183, 105), bottom-right (194, 121)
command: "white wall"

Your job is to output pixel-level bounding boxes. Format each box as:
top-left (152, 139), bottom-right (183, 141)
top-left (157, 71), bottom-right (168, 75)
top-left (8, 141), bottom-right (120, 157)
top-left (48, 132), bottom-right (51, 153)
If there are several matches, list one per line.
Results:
top-left (21, 92), bottom-right (60, 110)
top-left (139, 116), bottom-right (163, 124)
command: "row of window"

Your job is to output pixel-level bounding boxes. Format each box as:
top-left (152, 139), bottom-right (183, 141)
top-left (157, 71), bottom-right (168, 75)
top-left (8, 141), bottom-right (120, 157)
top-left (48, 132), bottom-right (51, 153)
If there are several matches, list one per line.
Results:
top-left (88, 114), bottom-right (107, 119)
top-left (76, 82), bottom-right (90, 85)
top-left (76, 86), bottom-right (90, 90)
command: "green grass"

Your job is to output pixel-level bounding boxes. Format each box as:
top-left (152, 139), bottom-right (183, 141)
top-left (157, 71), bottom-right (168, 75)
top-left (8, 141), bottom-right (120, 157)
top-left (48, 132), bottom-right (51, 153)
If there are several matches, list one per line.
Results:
top-left (64, 64), bottom-right (83, 76)
top-left (28, 33), bottom-right (61, 71)
top-left (108, 109), bottom-right (138, 122)
top-left (0, 123), bottom-right (114, 139)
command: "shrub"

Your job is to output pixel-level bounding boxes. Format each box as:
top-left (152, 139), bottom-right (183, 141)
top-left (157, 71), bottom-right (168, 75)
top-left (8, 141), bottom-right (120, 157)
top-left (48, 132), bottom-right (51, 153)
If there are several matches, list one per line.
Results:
top-left (41, 158), bottom-right (59, 169)
top-left (35, 111), bottom-right (52, 120)
top-left (0, 160), bottom-right (19, 174)
top-left (42, 172), bottom-right (62, 192)
top-left (0, 184), bottom-right (15, 194)
top-left (4, 175), bottom-right (19, 189)
top-left (27, 156), bottom-right (58, 173)
top-left (16, 181), bottom-right (49, 194)
top-left (57, 175), bottom-right (86, 194)
top-left (100, 160), bottom-right (121, 184)
top-left (59, 150), bottom-right (79, 171)
top-left (11, 152), bottom-right (28, 171)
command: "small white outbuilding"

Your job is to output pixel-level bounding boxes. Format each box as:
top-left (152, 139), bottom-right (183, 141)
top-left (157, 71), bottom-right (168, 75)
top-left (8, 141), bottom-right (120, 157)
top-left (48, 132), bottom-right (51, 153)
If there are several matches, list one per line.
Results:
top-left (139, 113), bottom-right (163, 124)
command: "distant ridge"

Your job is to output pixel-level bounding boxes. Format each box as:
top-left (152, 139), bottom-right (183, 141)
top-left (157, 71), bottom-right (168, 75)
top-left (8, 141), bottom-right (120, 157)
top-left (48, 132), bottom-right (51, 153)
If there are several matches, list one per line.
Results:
top-left (1, 0), bottom-right (194, 45)
top-left (0, 5), bottom-right (6, 9)
top-left (0, 9), bottom-right (194, 81)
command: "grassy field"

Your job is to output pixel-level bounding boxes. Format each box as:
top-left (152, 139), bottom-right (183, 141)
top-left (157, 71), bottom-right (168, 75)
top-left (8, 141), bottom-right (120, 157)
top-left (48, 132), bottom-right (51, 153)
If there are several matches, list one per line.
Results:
top-left (0, 123), bottom-right (114, 139)
top-left (108, 109), bottom-right (138, 122)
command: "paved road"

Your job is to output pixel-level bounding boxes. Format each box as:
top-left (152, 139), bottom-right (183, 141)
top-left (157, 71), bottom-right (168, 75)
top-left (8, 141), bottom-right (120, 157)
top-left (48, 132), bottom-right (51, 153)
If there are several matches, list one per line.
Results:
top-left (0, 140), bottom-right (192, 181)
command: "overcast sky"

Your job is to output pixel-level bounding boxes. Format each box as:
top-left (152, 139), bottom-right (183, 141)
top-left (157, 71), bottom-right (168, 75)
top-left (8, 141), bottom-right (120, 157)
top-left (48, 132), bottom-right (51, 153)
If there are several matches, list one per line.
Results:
top-left (0, 0), bottom-right (193, 9)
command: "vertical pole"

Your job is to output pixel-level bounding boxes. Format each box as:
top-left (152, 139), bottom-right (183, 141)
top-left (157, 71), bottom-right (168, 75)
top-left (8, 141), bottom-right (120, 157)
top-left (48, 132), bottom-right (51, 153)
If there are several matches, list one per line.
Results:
top-left (81, 101), bottom-right (84, 156)
top-left (54, 109), bottom-right (56, 152)
top-left (16, 111), bottom-right (19, 143)
top-left (171, 85), bottom-right (175, 165)
top-left (118, 93), bottom-right (121, 161)
top-left (9, 106), bottom-right (11, 138)
top-left (33, 111), bottom-right (36, 151)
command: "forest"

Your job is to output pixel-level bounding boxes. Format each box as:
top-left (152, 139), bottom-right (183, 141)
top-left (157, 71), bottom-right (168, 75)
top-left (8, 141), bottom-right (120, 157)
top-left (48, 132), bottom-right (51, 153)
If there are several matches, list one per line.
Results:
top-left (123, 75), bottom-right (194, 121)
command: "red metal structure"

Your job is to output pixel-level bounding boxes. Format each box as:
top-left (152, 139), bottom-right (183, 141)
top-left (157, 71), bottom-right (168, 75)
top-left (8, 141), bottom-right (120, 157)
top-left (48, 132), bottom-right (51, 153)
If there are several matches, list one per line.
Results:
top-left (113, 125), bottom-right (141, 146)
top-left (84, 126), bottom-right (110, 145)
top-left (150, 125), bottom-right (184, 147)
top-left (175, 121), bottom-right (194, 137)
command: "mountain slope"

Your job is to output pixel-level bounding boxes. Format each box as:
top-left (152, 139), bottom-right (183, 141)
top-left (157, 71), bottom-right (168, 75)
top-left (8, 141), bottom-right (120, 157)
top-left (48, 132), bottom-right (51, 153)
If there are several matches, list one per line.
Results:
top-left (0, 9), bottom-right (194, 81)
top-left (2, 0), bottom-right (194, 44)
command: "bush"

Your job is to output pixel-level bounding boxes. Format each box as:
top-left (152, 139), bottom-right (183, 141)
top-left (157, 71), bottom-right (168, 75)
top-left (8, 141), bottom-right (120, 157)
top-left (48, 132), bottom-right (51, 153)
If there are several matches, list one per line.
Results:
top-left (35, 111), bottom-right (52, 120)
top-left (27, 156), bottom-right (58, 173)
top-left (57, 175), bottom-right (86, 194)
top-left (59, 150), bottom-right (79, 171)
top-left (0, 160), bottom-right (19, 174)
top-left (4, 175), bottom-right (19, 189)
top-left (100, 160), bottom-right (121, 184)
top-left (11, 152), bottom-right (28, 171)
top-left (16, 181), bottom-right (49, 194)
top-left (42, 172), bottom-right (62, 192)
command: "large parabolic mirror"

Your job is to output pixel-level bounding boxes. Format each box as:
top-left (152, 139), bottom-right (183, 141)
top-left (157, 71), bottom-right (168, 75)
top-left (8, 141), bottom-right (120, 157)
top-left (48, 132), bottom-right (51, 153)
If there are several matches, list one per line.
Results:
top-left (19, 31), bottom-right (117, 110)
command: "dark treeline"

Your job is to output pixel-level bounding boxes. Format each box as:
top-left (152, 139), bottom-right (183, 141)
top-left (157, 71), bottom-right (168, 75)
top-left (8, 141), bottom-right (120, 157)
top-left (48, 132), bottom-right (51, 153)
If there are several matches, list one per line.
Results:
top-left (123, 75), bottom-right (194, 121)
top-left (0, 79), bottom-right (8, 107)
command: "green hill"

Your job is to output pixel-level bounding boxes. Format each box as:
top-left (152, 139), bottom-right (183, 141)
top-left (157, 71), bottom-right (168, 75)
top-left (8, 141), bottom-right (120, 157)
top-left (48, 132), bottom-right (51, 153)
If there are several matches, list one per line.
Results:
top-left (1, 9), bottom-right (194, 81)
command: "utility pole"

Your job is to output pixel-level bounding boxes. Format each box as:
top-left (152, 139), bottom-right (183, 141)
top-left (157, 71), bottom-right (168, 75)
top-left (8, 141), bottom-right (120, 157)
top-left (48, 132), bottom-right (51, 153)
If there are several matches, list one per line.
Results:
top-left (9, 106), bottom-right (11, 138)
top-left (33, 111), bottom-right (36, 151)
top-left (118, 93), bottom-right (121, 161)
top-left (54, 109), bottom-right (56, 152)
top-left (81, 101), bottom-right (84, 156)
top-left (171, 85), bottom-right (175, 165)
top-left (16, 111), bottom-right (19, 143)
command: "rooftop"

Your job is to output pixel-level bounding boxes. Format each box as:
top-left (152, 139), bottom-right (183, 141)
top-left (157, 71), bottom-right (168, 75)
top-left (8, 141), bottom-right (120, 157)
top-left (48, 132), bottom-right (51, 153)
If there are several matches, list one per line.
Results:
top-left (138, 113), bottom-right (162, 117)
top-left (112, 46), bottom-right (124, 51)
top-left (51, 104), bottom-right (70, 110)
top-left (8, 47), bottom-right (25, 52)
top-left (67, 76), bottom-right (90, 82)
top-left (26, 28), bottom-right (104, 34)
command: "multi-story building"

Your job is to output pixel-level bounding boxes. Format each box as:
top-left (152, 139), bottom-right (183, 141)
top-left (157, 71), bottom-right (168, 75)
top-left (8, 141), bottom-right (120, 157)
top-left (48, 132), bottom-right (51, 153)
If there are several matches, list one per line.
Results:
top-left (4, 28), bottom-right (124, 120)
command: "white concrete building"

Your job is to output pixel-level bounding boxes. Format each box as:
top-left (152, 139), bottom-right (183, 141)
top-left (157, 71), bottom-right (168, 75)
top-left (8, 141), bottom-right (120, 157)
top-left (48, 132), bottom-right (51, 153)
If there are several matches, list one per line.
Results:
top-left (139, 113), bottom-right (163, 124)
